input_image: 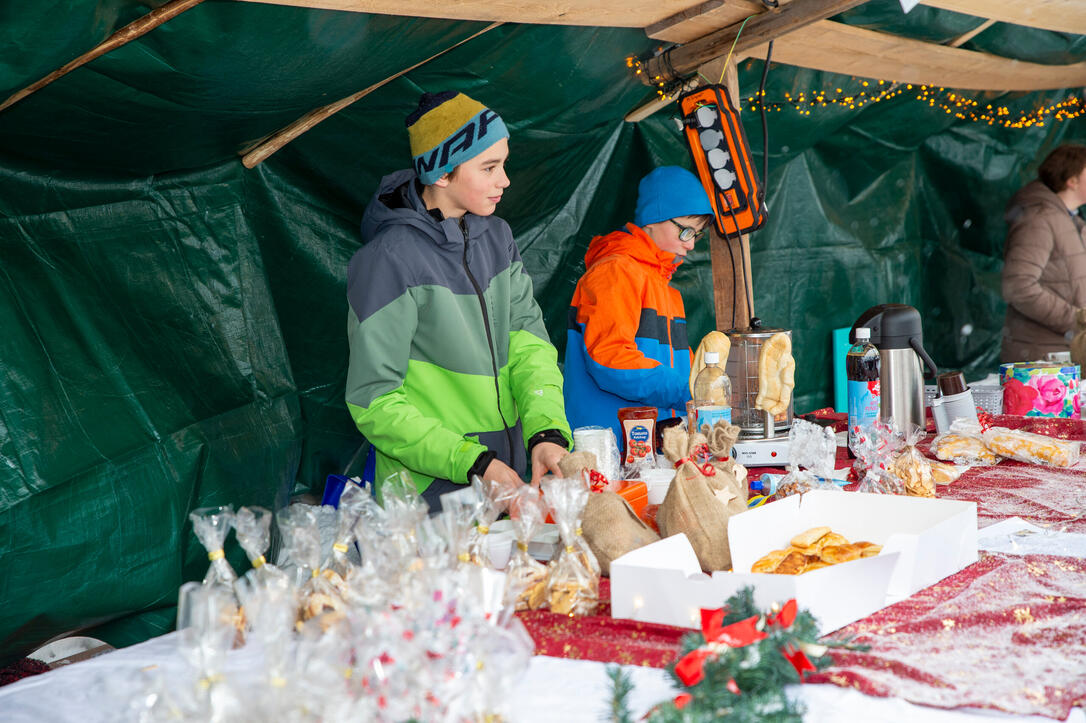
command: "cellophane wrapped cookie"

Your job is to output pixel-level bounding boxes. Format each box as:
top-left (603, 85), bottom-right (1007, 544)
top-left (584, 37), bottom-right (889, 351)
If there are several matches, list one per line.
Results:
top-left (541, 477), bottom-right (600, 616)
top-left (504, 486), bottom-right (549, 611)
top-left (189, 506), bottom-right (238, 587)
top-left (768, 419), bottom-right (841, 501)
top-left (982, 425), bottom-right (1081, 467)
top-left (175, 581), bottom-right (244, 720)
top-left (323, 483), bottom-right (367, 579)
top-left (467, 475), bottom-right (515, 568)
top-left (851, 418), bottom-right (906, 495)
top-left (234, 506), bottom-right (273, 571)
top-left (278, 504), bottom-right (346, 623)
top-left (893, 425), bottom-right (936, 497)
top-left (931, 419), bottom-right (1002, 465)
top-left (440, 486), bottom-right (483, 568)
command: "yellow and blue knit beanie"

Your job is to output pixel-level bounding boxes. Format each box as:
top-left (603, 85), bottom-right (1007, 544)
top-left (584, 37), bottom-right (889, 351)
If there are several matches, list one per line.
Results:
top-left (406, 90), bottom-right (509, 185)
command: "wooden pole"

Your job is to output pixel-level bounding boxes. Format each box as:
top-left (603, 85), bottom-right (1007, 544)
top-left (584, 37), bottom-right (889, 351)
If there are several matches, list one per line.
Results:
top-left (708, 63), bottom-right (755, 331)
top-left (0, 0), bottom-right (206, 114)
top-left (240, 22), bottom-right (502, 168)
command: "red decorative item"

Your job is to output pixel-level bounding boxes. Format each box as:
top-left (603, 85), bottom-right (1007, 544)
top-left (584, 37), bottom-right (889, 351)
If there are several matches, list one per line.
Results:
top-left (674, 693), bottom-right (693, 709)
top-left (1002, 378), bottom-right (1039, 415)
top-left (781, 645), bottom-right (817, 681)
top-left (726, 677), bottom-right (741, 695)
top-left (706, 614), bottom-right (767, 648)
top-left (587, 469), bottom-right (609, 493)
top-left (767, 598), bottom-right (798, 629)
top-left (675, 648), bottom-right (712, 686)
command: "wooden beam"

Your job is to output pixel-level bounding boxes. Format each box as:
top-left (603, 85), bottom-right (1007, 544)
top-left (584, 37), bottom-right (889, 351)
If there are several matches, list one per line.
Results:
top-left (645, 0), bottom-right (726, 39)
top-left (640, 0), bottom-right (869, 85)
top-left (945, 17), bottom-right (995, 48)
top-left (240, 23), bottom-right (502, 168)
top-left (236, 0), bottom-right (744, 28)
top-left (742, 20), bottom-right (1086, 91)
top-left (624, 55), bottom-right (729, 123)
top-left (236, 0), bottom-right (1086, 35)
top-left (0, 0), bottom-right (206, 114)
top-left (921, 0), bottom-right (1086, 36)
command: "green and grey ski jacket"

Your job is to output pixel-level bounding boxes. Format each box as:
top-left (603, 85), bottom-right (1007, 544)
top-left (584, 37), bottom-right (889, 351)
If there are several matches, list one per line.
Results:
top-left (346, 170), bottom-right (571, 495)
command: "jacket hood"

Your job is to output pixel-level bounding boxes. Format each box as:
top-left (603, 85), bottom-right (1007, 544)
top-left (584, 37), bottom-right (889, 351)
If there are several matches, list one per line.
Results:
top-left (1006, 180), bottom-right (1070, 223)
top-left (584, 223), bottom-right (681, 279)
top-left (360, 169), bottom-right (494, 250)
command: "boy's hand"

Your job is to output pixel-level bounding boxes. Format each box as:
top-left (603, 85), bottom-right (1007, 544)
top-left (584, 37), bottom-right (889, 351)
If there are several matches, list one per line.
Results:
top-left (530, 442), bottom-right (569, 486)
top-left (482, 458), bottom-right (524, 494)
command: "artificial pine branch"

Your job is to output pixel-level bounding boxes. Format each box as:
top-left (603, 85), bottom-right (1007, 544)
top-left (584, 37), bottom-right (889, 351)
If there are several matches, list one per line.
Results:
top-left (604, 664), bottom-right (636, 723)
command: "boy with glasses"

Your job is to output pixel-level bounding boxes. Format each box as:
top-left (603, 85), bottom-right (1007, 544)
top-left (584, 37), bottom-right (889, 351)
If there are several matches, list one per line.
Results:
top-left (563, 165), bottom-right (714, 441)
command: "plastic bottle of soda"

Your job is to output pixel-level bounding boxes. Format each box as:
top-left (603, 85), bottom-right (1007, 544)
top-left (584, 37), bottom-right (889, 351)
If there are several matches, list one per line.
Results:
top-left (847, 327), bottom-right (880, 455)
top-left (692, 351), bottom-right (732, 434)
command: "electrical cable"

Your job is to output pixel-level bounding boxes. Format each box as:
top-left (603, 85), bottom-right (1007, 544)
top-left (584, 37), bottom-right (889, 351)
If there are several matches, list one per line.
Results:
top-left (723, 227), bottom-right (738, 330)
top-left (725, 201), bottom-right (754, 327)
top-left (759, 39), bottom-right (774, 196)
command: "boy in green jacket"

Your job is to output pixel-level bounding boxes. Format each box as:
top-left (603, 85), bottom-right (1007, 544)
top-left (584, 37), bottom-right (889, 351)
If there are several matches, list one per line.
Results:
top-left (346, 91), bottom-right (571, 507)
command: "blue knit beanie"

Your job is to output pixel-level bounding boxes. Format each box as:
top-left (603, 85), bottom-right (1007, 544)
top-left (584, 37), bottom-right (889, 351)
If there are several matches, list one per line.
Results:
top-left (633, 166), bottom-right (713, 227)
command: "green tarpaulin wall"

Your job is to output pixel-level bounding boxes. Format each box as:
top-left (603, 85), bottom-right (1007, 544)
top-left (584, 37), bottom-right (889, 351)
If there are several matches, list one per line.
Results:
top-left (1, 0), bottom-right (1083, 662)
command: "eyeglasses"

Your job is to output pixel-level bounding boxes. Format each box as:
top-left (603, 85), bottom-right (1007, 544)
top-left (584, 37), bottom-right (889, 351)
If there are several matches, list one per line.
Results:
top-left (669, 219), bottom-right (709, 243)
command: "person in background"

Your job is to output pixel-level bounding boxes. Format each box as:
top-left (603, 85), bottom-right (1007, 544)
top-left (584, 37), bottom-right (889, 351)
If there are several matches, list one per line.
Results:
top-left (1002, 143), bottom-right (1086, 363)
top-left (346, 91), bottom-right (570, 508)
top-left (563, 166), bottom-right (714, 441)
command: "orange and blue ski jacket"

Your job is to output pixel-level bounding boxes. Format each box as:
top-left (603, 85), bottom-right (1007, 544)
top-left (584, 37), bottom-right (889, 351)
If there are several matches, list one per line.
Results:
top-left (563, 224), bottom-right (692, 439)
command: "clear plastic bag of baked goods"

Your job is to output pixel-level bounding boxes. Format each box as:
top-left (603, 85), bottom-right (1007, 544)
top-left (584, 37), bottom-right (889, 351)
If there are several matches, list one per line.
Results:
top-left (931, 419), bottom-right (1001, 466)
top-left (176, 581), bottom-right (244, 719)
top-left (851, 419), bottom-right (906, 495)
top-left (452, 616), bottom-right (535, 723)
top-left (769, 419), bottom-right (842, 500)
top-left (466, 475), bottom-right (516, 569)
top-left (189, 506), bottom-right (238, 587)
top-left (891, 425), bottom-right (936, 497)
top-left (278, 504), bottom-right (347, 621)
top-left (440, 486), bottom-right (483, 567)
top-left (503, 485), bottom-right (549, 611)
top-left (982, 425), bottom-right (1081, 467)
top-left (323, 482), bottom-right (368, 578)
top-left (541, 477), bottom-right (600, 616)
top-left (233, 506), bottom-right (286, 581)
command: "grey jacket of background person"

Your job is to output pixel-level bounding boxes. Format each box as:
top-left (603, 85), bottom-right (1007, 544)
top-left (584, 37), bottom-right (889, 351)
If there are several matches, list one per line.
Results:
top-left (1001, 180), bottom-right (1086, 363)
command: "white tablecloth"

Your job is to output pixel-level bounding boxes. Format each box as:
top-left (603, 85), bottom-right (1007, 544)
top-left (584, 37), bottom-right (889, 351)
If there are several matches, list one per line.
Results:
top-left (1, 633), bottom-right (1082, 722)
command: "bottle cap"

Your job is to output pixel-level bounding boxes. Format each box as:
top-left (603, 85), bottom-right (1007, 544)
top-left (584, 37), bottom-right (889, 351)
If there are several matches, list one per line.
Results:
top-left (704, 351), bottom-right (719, 364)
top-left (937, 371), bottom-right (967, 396)
top-left (854, 327), bottom-right (870, 341)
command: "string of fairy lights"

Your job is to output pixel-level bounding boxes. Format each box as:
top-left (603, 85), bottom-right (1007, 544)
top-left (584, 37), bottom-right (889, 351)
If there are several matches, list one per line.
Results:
top-left (627, 55), bottom-right (1086, 129)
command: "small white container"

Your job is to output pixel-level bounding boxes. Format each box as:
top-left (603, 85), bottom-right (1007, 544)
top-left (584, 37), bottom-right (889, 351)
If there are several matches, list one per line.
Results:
top-left (640, 468), bottom-right (675, 505)
top-left (484, 529), bottom-right (515, 569)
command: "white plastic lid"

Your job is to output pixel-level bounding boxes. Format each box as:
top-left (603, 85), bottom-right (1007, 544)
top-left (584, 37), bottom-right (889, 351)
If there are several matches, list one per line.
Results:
top-left (704, 351), bottom-right (719, 364)
top-left (854, 327), bottom-right (870, 340)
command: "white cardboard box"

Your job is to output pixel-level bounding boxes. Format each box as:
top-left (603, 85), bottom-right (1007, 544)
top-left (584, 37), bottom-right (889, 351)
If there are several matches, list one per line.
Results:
top-left (611, 491), bottom-right (977, 635)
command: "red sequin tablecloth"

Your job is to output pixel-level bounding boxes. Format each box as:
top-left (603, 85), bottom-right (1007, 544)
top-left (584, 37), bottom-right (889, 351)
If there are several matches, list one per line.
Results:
top-left (813, 552), bottom-right (1086, 720)
top-left (518, 553), bottom-right (1086, 719)
top-left (517, 579), bottom-right (687, 668)
top-left (935, 416), bottom-right (1086, 534)
top-left (518, 414), bottom-right (1086, 718)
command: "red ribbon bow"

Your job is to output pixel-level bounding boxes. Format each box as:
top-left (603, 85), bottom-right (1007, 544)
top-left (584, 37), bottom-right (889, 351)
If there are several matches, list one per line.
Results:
top-left (781, 645), bottom-right (817, 681)
top-left (586, 469), bottom-right (609, 493)
top-left (765, 599), bottom-right (798, 629)
top-left (675, 610), bottom-right (769, 686)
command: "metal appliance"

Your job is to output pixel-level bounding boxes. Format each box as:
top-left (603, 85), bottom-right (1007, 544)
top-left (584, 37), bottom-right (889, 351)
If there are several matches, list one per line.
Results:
top-left (851, 304), bottom-right (939, 431)
top-left (726, 324), bottom-right (793, 465)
